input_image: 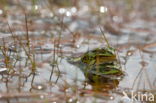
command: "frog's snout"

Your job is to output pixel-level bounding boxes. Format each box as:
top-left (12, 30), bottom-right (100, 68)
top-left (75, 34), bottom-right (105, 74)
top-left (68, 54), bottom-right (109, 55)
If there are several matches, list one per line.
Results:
top-left (66, 57), bottom-right (81, 64)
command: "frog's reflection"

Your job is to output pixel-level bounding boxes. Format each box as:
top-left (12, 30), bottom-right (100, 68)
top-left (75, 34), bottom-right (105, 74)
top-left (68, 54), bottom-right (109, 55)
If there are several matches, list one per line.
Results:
top-left (83, 63), bottom-right (124, 91)
top-left (88, 78), bottom-right (119, 91)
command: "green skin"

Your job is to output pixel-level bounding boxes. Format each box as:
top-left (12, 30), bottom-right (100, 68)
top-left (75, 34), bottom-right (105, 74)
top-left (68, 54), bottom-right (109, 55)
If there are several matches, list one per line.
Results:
top-left (68, 47), bottom-right (124, 82)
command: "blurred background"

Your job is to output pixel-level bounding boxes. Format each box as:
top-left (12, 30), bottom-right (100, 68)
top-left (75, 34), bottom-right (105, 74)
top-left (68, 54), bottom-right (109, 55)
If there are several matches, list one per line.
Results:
top-left (0, 0), bottom-right (156, 103)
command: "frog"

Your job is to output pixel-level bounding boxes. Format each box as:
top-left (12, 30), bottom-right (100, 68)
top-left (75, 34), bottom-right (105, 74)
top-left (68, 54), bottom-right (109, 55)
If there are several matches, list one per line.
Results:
top-left (67, 47), bottom-right (125, 83)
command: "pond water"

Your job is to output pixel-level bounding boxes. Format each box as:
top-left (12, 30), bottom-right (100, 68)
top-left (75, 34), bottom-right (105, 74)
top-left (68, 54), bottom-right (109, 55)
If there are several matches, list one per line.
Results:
top-left (0, 0), bottom-right (156, 103)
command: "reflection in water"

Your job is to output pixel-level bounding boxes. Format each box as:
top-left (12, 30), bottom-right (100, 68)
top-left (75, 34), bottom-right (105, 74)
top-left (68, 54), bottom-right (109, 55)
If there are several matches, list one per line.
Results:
top-left (0, 0), bottom-right (156, 102)
top-left (88, 79), bottom-right (119, 91)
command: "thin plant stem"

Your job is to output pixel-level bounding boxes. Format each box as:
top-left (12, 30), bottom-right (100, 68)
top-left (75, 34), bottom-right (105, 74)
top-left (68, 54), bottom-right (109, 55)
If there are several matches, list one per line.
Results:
top-left (49, 40), bottom-right (56, 81)
top-left (24, 13), bottom-right (31, 54)
top-left (100, 27), bottom-right (110, 48)
top-left (55, 64), bottom-right (60, 84)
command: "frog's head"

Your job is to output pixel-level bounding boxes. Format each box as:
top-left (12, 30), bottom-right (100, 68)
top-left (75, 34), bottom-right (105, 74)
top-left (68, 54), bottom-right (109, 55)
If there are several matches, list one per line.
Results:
top-left (67, 56), bottom-right (88, 71)
top-left (67, 56), bottom-right (81, 64)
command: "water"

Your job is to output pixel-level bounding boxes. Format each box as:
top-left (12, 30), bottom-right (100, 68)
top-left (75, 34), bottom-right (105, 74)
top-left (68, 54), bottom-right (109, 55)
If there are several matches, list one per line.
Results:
top-left (0, 0), bottom-right (156, 103)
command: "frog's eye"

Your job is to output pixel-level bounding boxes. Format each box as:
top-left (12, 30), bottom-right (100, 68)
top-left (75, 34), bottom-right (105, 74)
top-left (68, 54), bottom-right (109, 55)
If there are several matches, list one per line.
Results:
top-left (82, 55), bottom-right (93, 64)
top-left (82, 56), bottom-right (88, 62)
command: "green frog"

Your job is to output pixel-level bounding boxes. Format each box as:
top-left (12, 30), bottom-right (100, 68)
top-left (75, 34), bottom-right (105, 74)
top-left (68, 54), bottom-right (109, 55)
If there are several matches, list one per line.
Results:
top-left (67, 47), bottom-right (125, 83)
